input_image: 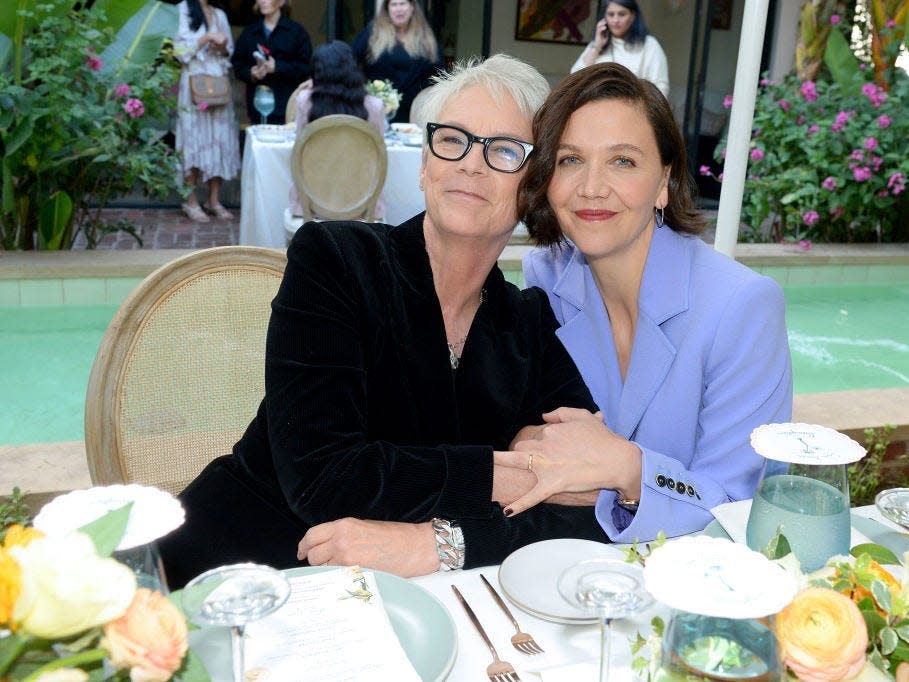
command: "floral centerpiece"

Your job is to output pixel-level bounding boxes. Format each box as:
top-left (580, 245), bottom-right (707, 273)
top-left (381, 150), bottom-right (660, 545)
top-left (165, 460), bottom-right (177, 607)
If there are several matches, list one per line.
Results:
top-left (627, 533), bottom-right (909, 681)
top-left (0, 504), bottom-right (208, 682)
top-left (365, 78), bottom-right (402, 120)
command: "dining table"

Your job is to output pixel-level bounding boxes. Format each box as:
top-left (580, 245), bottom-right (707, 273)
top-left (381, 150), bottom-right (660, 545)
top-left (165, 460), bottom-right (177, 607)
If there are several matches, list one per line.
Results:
top-left (239, 124), bottom-right (426, 249)
top-left (188, 502), bottom-right (909, 681)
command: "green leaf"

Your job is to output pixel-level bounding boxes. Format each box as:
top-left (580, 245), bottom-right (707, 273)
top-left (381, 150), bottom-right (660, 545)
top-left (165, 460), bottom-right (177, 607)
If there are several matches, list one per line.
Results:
top-left (97, 1), bottom-right (179, 77)
top-left (881, 626), bottom-right (899, 655)
top-left (895, 623), bottom-right (909, 642)
top-left (873, 579), bottom-right (894, 613)
top-left (764, 528), bottom-right (791, 560)
top-left (0, 632), bottom-right (29, 676)
top-left (174, 647), bottom-right (212, 682)
top-left (851, 543), bottom-right (901, 566)
top-left (77, 502), bottom-right (133, 557)
top-left (37, 189), bottom-right (72, 249)
top-left (824, 28), bottom-right (863, 91)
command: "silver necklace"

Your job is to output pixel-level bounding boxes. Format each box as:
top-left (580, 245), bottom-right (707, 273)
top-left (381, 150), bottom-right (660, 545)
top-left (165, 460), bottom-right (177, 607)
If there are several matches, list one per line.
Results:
top-left (446, 288), bottom-right (486, 370)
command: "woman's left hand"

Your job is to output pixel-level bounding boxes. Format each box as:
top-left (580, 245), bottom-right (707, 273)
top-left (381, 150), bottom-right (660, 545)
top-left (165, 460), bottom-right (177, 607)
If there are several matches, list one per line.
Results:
top-left (498, 407), bottom-right (641, 515)
top-left (298, 518), bottom-right (439, 577)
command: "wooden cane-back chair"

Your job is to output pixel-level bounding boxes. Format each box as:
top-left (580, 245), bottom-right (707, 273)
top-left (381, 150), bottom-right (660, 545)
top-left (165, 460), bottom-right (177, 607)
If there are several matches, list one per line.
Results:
top-left (84, 246), bottom-right (286, 495)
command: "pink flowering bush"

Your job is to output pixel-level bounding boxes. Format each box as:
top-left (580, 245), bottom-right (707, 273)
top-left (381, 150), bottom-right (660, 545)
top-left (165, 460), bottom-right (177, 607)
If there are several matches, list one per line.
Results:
top-left (709, 14), bottom-right (909, 243)
top-left (0, 0), bottom-right (181, 250)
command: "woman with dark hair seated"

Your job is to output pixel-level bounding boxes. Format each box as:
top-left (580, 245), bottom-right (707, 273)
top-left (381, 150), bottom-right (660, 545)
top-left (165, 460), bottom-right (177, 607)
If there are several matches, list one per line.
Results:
top-left (496, 62), bottom-right (792, 541)
top-left (288, 40), bottom-right (386, 219)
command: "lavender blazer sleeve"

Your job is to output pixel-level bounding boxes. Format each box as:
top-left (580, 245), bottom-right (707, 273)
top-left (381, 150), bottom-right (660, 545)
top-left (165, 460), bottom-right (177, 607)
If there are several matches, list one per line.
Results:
top-left (523, 227), bottom-right (793, 542)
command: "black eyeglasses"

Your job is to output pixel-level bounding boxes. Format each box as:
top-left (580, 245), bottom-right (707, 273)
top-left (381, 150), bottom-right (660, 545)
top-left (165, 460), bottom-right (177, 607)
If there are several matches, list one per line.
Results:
top-left (425, 122), bottom-right (534, 173)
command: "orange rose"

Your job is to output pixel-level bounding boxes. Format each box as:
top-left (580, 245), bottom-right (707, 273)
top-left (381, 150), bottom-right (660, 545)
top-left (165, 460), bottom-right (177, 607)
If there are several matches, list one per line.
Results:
top-left (839, 560), bottom-right (900, 613)
top-left (776, 587), bottom-right (868, 682)
top-left (102, 588), bottom-right (188, 682)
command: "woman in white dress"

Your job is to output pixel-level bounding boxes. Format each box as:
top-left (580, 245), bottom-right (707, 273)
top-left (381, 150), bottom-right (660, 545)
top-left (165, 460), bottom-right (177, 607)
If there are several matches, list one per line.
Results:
top-left (571, 0), bottom-right (669, 98)
top-left (174, 0), bottom-right (241, 222)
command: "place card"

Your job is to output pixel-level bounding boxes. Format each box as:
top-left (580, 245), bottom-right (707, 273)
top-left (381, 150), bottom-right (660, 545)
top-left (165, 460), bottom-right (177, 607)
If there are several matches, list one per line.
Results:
top-left (243, 566), bottom-right (420, 681)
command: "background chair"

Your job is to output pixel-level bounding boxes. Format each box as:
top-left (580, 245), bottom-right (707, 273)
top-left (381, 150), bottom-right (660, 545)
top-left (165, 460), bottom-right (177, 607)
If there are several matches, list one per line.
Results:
top-left (85, 246), bottom-right (286, 496)
top-left (284, 80), bottom-right (311, 125)
top-left (282, 114), bottom-right (388, 242)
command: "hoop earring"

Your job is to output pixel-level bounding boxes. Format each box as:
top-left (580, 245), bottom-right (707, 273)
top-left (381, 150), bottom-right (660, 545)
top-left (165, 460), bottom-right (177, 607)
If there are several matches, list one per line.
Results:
top-left (655, 206), bottom-right (665, 228)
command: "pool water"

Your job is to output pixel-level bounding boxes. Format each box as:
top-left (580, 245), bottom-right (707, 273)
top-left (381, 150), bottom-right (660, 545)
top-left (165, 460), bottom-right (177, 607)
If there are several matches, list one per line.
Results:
top-left (1, 282), bottom-right (908, 445)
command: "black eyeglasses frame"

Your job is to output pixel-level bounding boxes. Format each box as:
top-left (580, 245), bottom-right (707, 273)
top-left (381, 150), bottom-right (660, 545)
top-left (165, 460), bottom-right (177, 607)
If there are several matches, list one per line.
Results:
top-left (425, 122), bottom-right (535, 174)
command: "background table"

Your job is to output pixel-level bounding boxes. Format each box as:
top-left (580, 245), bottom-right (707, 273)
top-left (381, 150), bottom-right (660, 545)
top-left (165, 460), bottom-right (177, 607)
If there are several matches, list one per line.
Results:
top-left (239, 126), bottom-right (425, 249)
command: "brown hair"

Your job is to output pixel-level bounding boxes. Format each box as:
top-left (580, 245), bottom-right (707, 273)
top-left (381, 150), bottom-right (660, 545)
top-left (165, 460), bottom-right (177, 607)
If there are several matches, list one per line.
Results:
top-left (518, 62), bottom-right (705, 246)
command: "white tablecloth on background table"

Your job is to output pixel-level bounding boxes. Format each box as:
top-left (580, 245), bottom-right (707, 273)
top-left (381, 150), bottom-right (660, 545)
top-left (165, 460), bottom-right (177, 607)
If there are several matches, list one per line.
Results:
top-left (239, 126), bottom-right (425, 249)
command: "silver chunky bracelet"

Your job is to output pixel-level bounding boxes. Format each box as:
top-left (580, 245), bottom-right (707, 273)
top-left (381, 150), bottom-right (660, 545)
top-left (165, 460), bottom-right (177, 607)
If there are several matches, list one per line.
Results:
top-left (431, 518), bottom-right (465, 571)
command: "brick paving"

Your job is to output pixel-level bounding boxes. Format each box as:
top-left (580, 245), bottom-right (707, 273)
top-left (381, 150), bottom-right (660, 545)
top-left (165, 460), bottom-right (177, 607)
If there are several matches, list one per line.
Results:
top-left (78, 206), bottom-right (238, 250)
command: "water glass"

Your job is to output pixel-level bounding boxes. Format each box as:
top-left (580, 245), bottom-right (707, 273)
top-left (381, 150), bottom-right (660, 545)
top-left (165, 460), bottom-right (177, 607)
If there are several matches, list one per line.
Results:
top-left (654, 611), bottom-right (783, 681)
top-left (113, 540), bottom-right (168, 593)
top-left (253, 85), bottom-right (275, 125)
top-left (746, 461), bottom-right (850, 571)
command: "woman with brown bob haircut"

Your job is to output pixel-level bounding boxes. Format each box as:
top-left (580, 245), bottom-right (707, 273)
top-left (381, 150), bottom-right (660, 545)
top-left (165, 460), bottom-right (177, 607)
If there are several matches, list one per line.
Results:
top-left (497, 62), bottom-right (793, 543)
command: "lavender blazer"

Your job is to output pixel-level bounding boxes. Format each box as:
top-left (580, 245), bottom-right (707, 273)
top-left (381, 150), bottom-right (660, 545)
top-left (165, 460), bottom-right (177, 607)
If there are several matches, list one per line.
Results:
top-left (523, 226), bottom-right (793, 542)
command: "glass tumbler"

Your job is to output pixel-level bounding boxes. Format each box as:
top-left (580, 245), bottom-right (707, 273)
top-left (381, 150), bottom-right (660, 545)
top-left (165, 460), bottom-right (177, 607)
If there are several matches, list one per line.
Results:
top-left (113, 540), bottom-right (169, 593)
top-left (746, 460), bottom-right (850, 571)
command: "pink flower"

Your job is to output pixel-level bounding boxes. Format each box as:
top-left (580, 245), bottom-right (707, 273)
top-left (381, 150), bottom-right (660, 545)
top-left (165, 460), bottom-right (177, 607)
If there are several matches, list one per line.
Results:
top-left (888, 172), bottom-right (906, 195)
top-left (800, 81), bottom-right (818, 102)
top-left (198, 101), bottom-right (209, 112)
top-left (114, 84), bottom-right (130, 98)
top-left (750, 148), bottom-right (765, 162)
top-left (760, 78), bottom-right (771, 86)
top-left (123, 98), bottom-right (145, 118)
top-left (830, 14), bottom-right (841, 25)
top-left (877, 189), bottom-right (890, 198)
top-left (829, 206), bottom-right (844, 219)
top-left (862, 83), bottom-right (886, 107)
top-left (872, 156), bottom-right (883, 172)
top-left (807, 124), bottom-right (820, 135)
top-left (849, 149), bottom-right (864, 161)
top-left (797, 115), bottom-right (805, 125)
top-left (85, 54), bottom-right (102, 72)
top-left (717, 172), bottom-right (724, 181)
top-left (699, 165), bottom-right (711, 176)
top-left (852, 166), bottom-right (872, 182)
top-left (877, 115), bottom-right (891, 129)
top-left (723, 94), bottom-right (733, 109)
top-left (831, 110), bottom-right (849, 132)
top-left (798, 239), bottom-right (813, 251)
top-left (803, 211), bottom-right (820, 226)
top-left (822, 176), bottom-right (837, 191)
top-left (778, 99), bottom-right (790, 112)
top-left (887, 19), bottom-right (897, 28)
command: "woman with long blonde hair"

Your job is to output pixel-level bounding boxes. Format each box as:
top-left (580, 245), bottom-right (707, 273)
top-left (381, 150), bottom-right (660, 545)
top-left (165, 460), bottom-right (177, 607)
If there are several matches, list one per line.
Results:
top-left (352, 0), bottom-right (443, 123)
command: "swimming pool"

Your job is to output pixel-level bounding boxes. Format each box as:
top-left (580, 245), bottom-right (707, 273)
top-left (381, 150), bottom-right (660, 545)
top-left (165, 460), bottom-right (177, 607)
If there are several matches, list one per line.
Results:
top-left (1, 279), bottom-right (908, 445)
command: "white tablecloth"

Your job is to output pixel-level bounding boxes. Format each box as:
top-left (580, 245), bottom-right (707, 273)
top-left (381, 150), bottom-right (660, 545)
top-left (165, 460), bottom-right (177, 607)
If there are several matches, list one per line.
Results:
top-left (239, 125), bottom-right (425, 249)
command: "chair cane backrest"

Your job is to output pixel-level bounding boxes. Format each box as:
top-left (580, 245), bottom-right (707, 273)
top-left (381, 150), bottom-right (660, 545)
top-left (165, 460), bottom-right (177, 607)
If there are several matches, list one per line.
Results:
top-left (285, 81), bottom-right (310, 124)
top-left (289, 114), bottom-right (388, 222)
top-left (84, 246), bottom-right (286, 496)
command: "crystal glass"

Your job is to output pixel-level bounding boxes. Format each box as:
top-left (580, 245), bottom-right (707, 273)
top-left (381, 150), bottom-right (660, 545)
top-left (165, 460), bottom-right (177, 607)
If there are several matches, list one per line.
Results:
top-left (253, 85), bottom-right (275, 125)
top-left (558, 558), bottom-right (652, 682)
top-left (182, 563), bottom-right (290, 682)
top-left (746, 461), bottom-right (851, 571)
top-left (113, 541), bottom-right (168, 593)
top-left (876, 488), bottom-right (909, 530)
top-left (654, 611), bottom-right (783, 681)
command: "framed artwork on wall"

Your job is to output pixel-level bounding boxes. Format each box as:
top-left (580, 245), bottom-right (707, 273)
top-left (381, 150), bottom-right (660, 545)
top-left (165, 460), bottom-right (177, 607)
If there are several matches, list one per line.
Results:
top-left (712, 0), bottom-right (733, 30)
top-left (514, 0), bottom-right (600, 46)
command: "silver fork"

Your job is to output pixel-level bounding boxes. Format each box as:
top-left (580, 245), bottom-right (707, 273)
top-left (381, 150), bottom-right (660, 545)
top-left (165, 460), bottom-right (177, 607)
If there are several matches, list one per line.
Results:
top-left (451, 585), bottom-right (522, 682)
top-left (480, 574), bottom-right (544, 654)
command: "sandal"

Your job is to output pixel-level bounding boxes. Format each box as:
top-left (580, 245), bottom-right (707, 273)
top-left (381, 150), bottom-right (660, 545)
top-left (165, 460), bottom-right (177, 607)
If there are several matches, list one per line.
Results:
top-left (207, 204), bottom-right (234, 220)
top-left (181, 202), bottom-right (210, 223)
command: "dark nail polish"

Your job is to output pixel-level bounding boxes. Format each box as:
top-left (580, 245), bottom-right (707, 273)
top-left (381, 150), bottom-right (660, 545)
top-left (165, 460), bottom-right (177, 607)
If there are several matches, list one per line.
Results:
top-left (503, 507), bottom-right (513, 517)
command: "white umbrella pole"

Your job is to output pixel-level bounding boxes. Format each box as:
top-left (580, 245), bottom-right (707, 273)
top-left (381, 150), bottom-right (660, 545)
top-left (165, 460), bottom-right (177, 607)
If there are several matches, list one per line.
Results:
top-left (713, 0), bottom-right (772, 257)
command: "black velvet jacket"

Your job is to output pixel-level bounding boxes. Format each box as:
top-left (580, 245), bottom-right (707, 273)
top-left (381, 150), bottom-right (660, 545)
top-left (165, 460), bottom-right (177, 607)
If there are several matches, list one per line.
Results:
top-left (162, 215), bottom-right (606, 586)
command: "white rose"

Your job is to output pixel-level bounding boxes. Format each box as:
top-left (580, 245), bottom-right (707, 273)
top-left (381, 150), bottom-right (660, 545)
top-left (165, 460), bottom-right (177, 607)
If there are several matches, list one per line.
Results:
top-left (10, 532), bottom-right (136, 638)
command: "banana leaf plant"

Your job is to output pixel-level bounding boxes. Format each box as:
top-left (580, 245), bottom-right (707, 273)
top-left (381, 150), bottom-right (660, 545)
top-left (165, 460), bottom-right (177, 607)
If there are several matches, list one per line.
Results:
top-left (0, 0), bottom-right (180, 250)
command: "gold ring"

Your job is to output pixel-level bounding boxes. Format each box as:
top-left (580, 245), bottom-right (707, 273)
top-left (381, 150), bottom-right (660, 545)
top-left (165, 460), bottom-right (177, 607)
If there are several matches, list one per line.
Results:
top-left (527, 453), bottom-right (534, 473)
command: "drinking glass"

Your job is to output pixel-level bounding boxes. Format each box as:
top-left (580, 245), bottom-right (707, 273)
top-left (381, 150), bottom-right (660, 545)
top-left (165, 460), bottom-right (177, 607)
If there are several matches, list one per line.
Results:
top-left (654, 612), bottom-right (782, 681)
top-left (746, 461), bottom-right (850, 571)
top-left (558, 558), bottom-right (652, 682)
top-left (182, 563), bottom-right (291, 682)
top-left (253, 85), bottom-right (275, 125)
top-left (113, 541), bottom-right (168, 593)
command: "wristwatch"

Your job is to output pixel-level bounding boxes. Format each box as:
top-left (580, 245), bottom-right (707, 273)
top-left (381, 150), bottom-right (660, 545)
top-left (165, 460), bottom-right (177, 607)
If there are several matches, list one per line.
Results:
top-left (617, 497), bottom-right (640, 513)
top-left (431, 518), bottom-right (465, 571)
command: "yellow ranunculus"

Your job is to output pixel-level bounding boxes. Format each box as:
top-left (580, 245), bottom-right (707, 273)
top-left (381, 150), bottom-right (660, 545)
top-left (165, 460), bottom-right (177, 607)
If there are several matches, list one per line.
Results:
top-left (3, 524), bottom-right (44, 548)
top-left (103, 588), bottom-right (188, 682)
top-left (9, 531), bottom-right (136, 639)
top-left (0, 546), bottom-right (22, 627)
top-left (776, 587), bottom-right (868, 682)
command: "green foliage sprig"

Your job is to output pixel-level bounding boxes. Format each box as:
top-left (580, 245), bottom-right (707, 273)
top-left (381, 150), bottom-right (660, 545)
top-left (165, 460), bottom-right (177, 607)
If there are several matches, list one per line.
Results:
top-left (0, 486), bottom-right (30, 542)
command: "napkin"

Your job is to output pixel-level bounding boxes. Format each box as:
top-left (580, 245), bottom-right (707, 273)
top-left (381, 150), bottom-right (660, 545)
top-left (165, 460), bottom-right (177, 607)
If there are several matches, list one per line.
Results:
top-left (243, 567), bottom-right (420, 681)
top-left (710, 498), bottom-right (873, 547)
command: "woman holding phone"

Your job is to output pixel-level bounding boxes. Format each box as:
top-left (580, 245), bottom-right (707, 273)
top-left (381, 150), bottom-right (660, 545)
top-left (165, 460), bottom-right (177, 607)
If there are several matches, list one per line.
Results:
top-left (571, 0), bottom-right (669, 98)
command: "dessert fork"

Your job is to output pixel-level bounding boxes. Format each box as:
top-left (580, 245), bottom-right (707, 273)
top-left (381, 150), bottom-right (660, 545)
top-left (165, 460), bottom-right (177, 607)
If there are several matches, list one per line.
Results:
top-left (480, 574), bottom-right (544, 654)
top-left (451, 585), bottom-right (521, 682)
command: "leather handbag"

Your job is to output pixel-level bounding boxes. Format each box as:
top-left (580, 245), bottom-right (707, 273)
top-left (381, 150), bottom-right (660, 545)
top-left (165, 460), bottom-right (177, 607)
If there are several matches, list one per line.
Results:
top-left (190, 74), bottom-right (231, 107)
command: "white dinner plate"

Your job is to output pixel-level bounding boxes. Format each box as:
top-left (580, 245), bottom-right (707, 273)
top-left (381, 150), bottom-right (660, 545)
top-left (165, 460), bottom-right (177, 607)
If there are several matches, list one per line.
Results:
top-left (188, 566), bottom-right (457, 681)
top-left (498, 538), bottom-right (626, 624)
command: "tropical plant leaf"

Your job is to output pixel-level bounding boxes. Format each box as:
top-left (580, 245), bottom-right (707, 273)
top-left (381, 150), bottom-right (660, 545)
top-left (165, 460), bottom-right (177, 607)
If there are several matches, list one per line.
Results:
top-left (37, 189), bottom-right (72, 249)
top-left (852, 543), bottom-right (901, 566)
top-left (97, 1), bottom-right (179, 77)
top-left (824, 28), bottom-right (862, 91)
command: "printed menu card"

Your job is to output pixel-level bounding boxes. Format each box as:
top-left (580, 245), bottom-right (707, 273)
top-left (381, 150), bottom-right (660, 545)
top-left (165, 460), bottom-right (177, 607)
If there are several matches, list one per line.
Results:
top-left (243, 566), bottom-right (421, 681)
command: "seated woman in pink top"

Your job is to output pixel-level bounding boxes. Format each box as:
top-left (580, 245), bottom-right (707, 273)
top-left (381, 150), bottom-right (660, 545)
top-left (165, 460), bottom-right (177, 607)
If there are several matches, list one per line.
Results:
top-left (289, 40), bottom-right (386, 219)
